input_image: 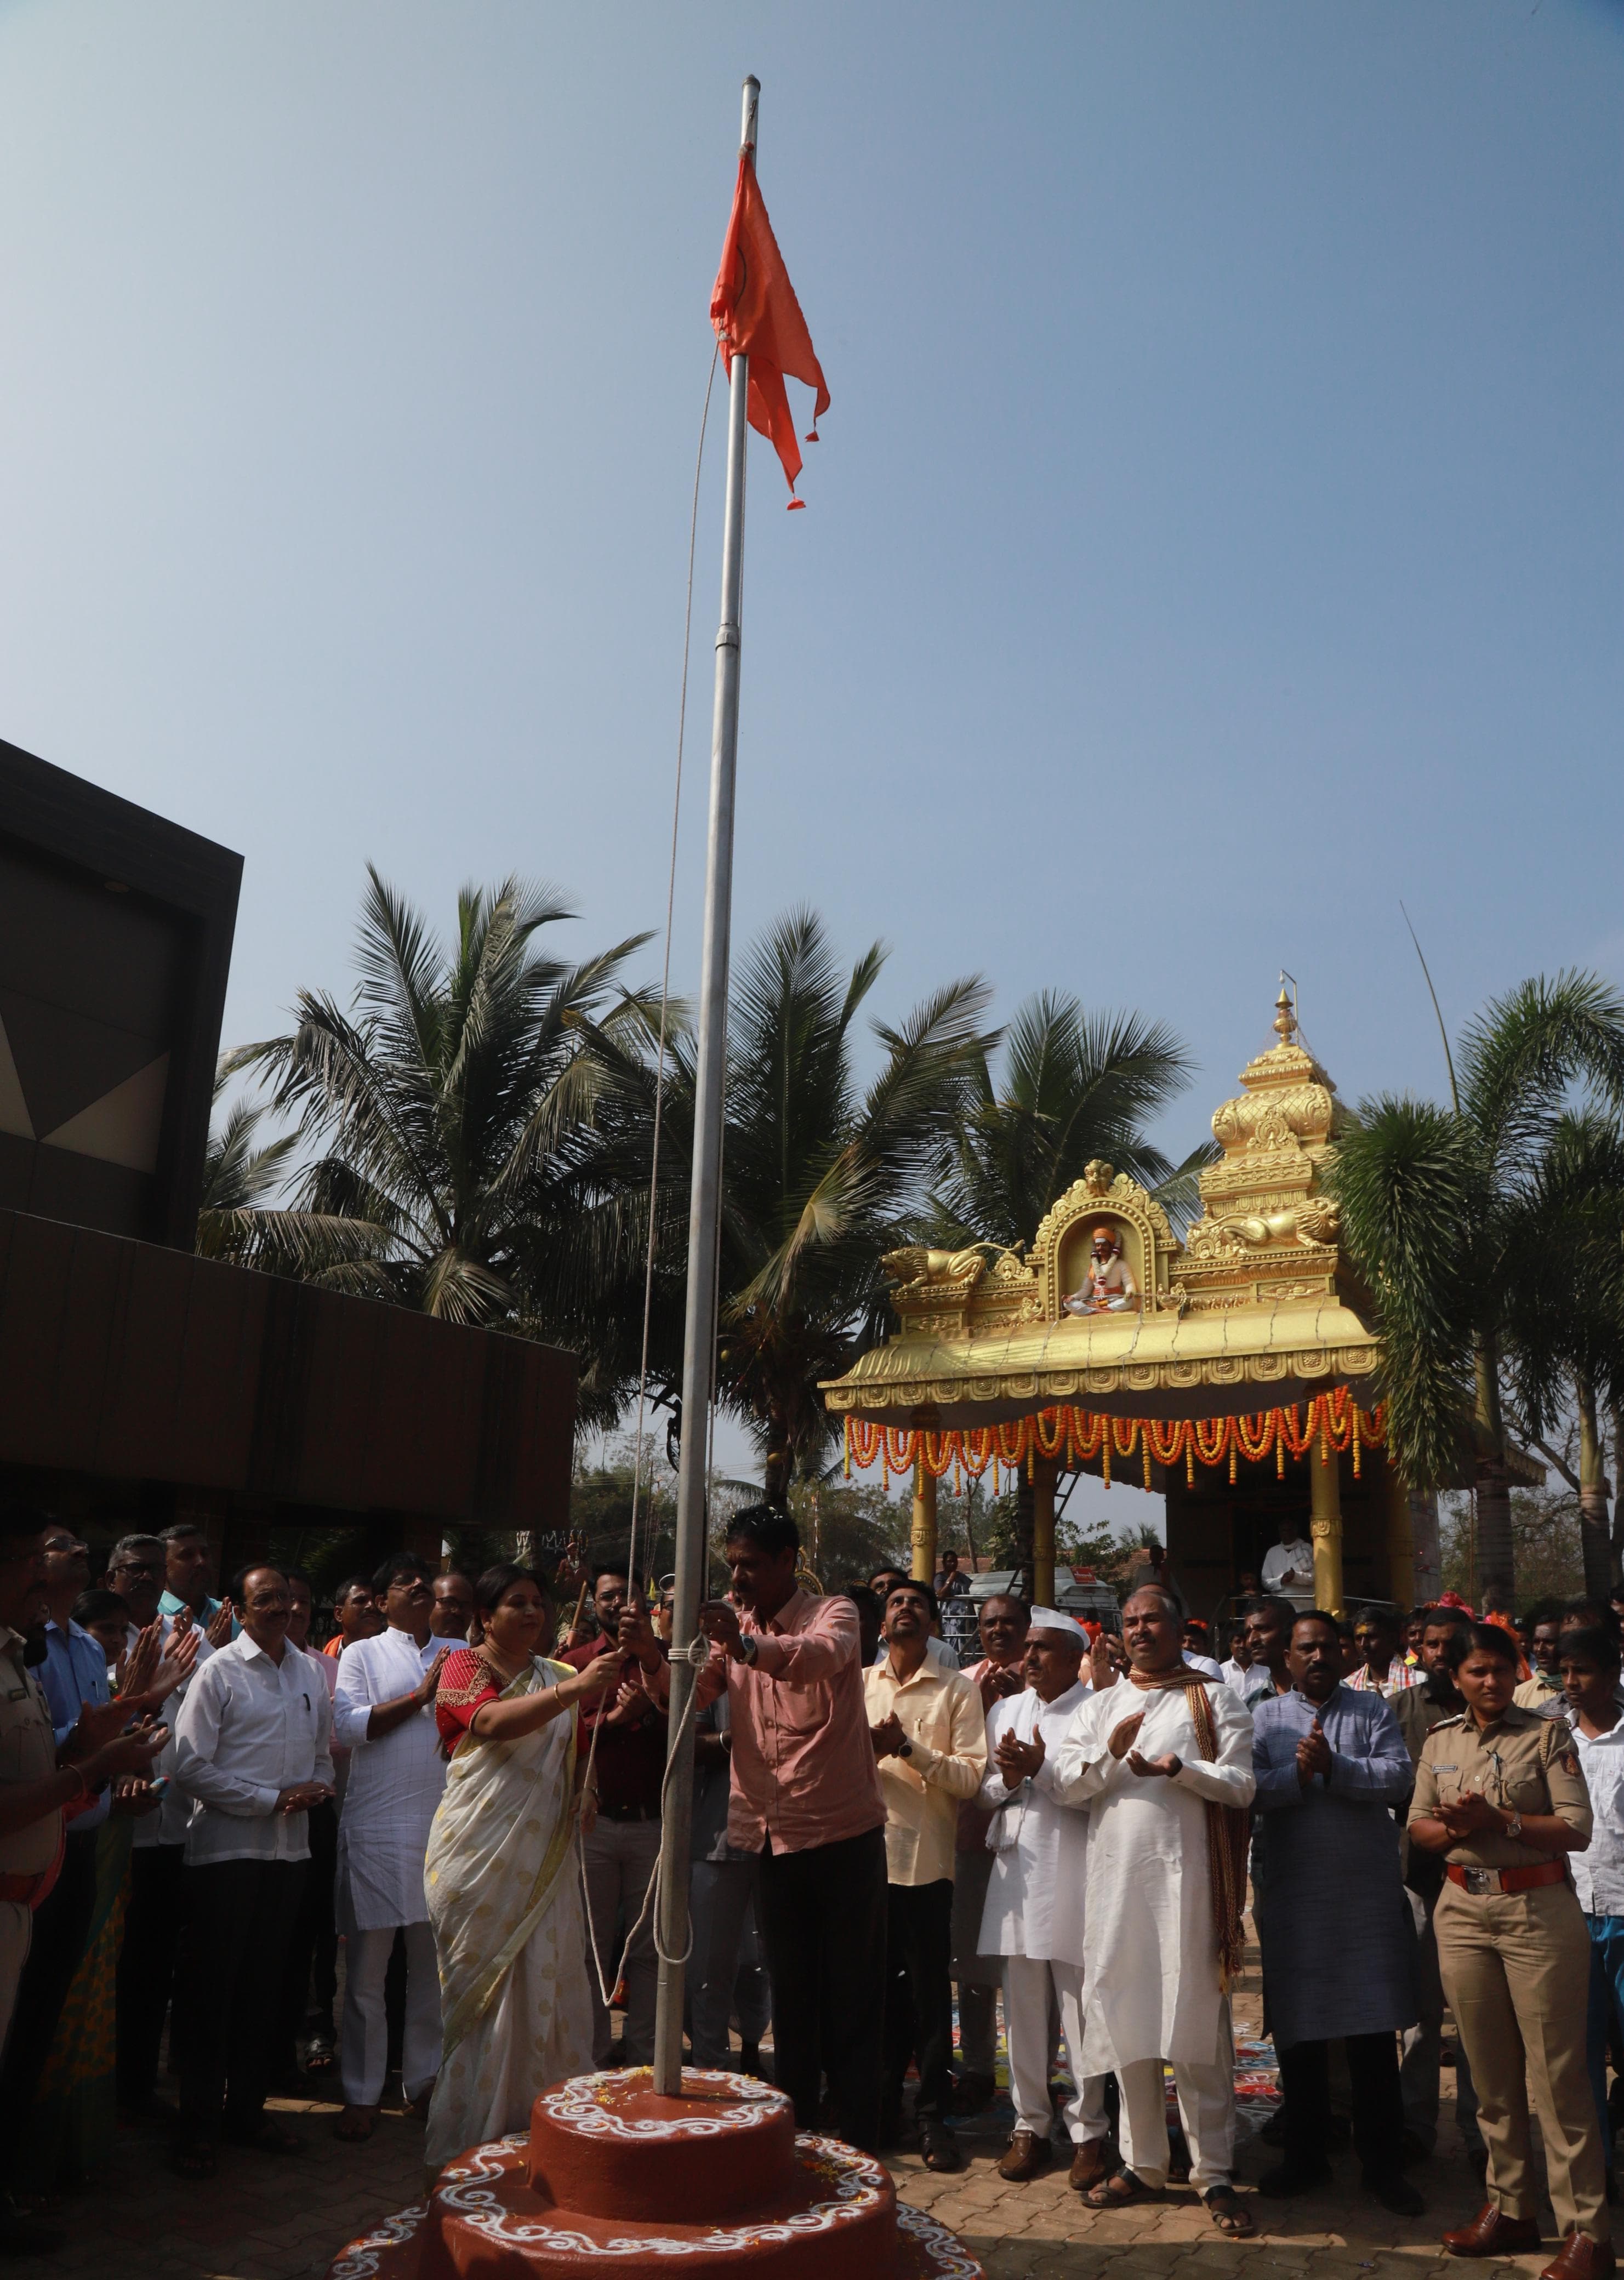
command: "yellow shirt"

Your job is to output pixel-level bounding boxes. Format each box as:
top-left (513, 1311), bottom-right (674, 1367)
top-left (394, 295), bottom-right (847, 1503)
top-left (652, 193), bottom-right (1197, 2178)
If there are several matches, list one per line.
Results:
top-left (1513, 1671), bottom-right (1563, 1711)
top-left (863, 1654), bottom-right (987, 1887)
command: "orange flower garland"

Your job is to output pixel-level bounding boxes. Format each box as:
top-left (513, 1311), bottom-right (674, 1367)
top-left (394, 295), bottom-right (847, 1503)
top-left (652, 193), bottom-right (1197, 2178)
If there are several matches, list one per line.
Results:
top-left (842, 1387), bottom-right (1383, 1487)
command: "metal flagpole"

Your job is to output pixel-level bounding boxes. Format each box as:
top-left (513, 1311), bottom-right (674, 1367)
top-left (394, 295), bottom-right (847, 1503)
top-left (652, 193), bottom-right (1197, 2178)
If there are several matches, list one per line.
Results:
top-left (651, 72), bottom-right (759, 2099)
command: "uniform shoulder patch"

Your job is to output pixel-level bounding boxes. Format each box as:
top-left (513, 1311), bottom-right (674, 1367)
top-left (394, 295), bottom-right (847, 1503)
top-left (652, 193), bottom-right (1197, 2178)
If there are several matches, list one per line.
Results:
top-left (1538, 1718), bottom-right (1580, 1772)
top-left (1429, 1712), bottom-right (1466, 1731)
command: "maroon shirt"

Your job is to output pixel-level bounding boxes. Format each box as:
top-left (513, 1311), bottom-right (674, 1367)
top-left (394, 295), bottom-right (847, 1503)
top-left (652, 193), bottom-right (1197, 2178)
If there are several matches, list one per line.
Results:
top-left (560, 1636), bottom-right (668, 1816)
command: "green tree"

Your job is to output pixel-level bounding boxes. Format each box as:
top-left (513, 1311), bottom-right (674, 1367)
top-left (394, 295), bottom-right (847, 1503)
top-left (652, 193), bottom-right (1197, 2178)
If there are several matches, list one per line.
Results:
top-left (1499, 1113), bottom-right (1624, 1594)
top-left (1330, 972), bottom-right (1624, 1602)
top-left (927, 991), bottom-right (1209, 1571)
top-left (928, 992), bottom-right (1209, 1250)
top-left (223, 868), bottom-right (657, 1353)
top-left (786, 1480), bottom-right (910, 1586)
top-left (196, 1078), bottom-right (388, 1286)
top-left (1439, 1487), bottom-right (1585, 1608)
top-left (711, 911), bottom-right (993, 1503)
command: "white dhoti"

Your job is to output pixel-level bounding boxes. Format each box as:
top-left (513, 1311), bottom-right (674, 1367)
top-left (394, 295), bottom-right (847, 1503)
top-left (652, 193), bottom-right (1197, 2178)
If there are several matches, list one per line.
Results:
top-left (1052, 1674), bottom-right (1256, 2193)
top-left (340, 1920), bottom-right (443, 2105)
top-left (332, 1627), bottom-right (452, 2110)
top-left (1115, 1993), bottom-right (1237, 2188)
top-left (1002, 1955), bottom-right (1109, 2146)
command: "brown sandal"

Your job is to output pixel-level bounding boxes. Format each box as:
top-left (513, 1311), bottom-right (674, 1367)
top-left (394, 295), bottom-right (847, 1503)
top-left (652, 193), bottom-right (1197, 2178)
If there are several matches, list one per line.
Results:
top-left (1085, 2167), bottom-right (1156, 2209)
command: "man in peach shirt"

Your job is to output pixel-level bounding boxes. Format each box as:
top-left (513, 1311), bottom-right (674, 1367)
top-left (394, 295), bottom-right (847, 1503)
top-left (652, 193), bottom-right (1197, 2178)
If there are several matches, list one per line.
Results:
top-left (697, 1506), bottom-right (888, 2151)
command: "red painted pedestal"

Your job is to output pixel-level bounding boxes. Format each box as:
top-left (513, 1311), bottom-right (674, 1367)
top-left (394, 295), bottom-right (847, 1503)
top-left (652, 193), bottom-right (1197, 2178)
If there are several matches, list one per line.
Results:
top-left (325, 2070), bottom-right (983, 2280)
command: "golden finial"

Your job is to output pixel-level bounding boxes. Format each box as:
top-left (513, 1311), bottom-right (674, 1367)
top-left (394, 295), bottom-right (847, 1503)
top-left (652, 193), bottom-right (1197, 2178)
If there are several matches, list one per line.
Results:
top-left (1273, 982), bottom-right (1297, 1044)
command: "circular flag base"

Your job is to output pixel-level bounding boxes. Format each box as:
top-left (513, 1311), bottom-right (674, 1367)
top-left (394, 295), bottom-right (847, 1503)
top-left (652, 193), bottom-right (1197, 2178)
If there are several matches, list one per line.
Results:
top-left (323, 2068), bottom-right (984, 2280)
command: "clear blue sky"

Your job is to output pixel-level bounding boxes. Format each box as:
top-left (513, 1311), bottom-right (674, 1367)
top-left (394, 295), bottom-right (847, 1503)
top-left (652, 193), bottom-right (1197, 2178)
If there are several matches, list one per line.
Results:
top-left (2, 3), bottom-right (1619, 1507)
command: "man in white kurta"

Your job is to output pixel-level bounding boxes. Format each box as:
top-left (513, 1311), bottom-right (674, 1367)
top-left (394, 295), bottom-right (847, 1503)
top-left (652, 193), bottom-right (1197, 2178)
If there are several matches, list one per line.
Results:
top-left (977, 1609), bottom-right (1110, 2190)
top-left (332, 1555), bottom-right (451, 2136)
top-left (1053, 1585), bottom-right (1257, 2235)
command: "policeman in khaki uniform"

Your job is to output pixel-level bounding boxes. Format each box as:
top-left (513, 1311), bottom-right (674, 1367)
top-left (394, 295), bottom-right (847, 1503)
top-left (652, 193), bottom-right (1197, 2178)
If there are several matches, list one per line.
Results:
top-left (1410, 1618), bottom-right (1611, 2280)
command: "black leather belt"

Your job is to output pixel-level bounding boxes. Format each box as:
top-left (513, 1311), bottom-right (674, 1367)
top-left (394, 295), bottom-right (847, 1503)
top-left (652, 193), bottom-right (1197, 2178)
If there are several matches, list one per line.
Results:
top-left (598, 1803), bottom-right (660, 1823)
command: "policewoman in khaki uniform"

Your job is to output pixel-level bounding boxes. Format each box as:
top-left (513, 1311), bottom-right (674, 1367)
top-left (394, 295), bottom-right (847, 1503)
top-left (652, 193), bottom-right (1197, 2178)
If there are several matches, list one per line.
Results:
top-left (1410, 1619), bottom-right (1610, 2280)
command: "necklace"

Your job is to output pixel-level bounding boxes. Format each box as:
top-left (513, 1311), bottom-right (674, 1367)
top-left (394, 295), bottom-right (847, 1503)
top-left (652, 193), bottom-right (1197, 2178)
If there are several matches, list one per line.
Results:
top-left (480, 1645), bottom-right (532, 1687)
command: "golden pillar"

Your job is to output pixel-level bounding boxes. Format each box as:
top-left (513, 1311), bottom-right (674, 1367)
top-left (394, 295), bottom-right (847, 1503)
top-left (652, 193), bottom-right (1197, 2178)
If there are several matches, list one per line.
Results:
top-left (1385, 1459), bottom-right (1414, 1611)
top-left (1310, 1437), bottom-right (1344, 1616)
top-left (1033, 1455), bottom-right (1057, 1609)
top-left (910, 1462), bottom-right (938, 1585)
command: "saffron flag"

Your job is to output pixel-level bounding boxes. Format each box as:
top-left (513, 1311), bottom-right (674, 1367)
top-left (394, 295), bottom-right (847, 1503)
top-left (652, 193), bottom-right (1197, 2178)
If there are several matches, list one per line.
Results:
top-left (710, 152), bottom-right (830, 504)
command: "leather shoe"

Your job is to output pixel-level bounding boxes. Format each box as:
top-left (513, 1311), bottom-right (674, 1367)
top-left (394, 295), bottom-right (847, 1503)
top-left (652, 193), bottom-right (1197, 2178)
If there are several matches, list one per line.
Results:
top-left (1258, 2162), bottom-right (1333, 2199)
top-left (1068, 2141), bottom-right (1109, 2192)
top-left (998, 2129), bottom-right (1053, 2182)
top-left (1539, 2235), bottom-right (1616, 2280)
top-left (1364, 2170), bottom-right (1426, 2218)
top-left (1443, 2204), bottom-right (1543, 2258)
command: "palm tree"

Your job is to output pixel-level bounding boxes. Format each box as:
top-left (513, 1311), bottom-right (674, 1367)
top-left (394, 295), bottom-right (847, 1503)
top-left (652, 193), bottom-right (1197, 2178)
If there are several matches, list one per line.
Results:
top-left (223, 866), bottom-right (658, 1338)
top-left (1500, 1112), bottom-right (1624, 1595)
top-left (711, 911), bottom-right (993, 1502)
top-left (926, 991), bottom-right (1210, 1569)
top-left (930, 991), bottom-right (1210, 1246)
top-left (1330, 972), bottom-right (1624, 1602)
top-left (196, 1078), bottom-right (393, 1289)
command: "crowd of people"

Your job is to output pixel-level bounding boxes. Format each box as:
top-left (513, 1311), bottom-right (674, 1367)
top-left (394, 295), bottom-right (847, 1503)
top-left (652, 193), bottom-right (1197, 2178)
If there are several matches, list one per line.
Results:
top-left (3, 1486), bottom-right (1624, 2280)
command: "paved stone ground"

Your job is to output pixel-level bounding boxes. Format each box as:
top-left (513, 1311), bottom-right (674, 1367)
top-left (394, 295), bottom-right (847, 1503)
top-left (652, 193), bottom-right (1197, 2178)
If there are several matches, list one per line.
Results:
top-left (33, 1959), bottom-right (1601, 2280)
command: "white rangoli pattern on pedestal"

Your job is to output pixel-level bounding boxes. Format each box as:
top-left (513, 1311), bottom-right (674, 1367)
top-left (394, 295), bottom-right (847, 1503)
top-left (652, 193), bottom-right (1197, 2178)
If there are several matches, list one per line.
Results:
top-left (894, 2204), bottom-right (984, 2280)
top-left (539, 2070), bottom-right (786, 2141)
top-left (328, 2204), bottom-right (429, 2280)
top-left (435, 2134), bottom-right (886, 2258)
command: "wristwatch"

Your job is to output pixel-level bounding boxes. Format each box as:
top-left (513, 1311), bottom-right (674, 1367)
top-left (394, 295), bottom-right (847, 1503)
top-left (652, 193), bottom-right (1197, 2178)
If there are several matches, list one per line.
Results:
top-left (1506, 1810), bottom-right (1523, 1840)
top-left (897, 1738), bottom-right (913, 1759)
top-left (737, 1632), bottom-right (759, 1667)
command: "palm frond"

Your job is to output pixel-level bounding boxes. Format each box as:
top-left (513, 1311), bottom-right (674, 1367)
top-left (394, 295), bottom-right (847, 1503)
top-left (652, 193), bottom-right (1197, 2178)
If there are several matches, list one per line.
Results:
top-left (1326, 1095), bottom-right (1482, 1489)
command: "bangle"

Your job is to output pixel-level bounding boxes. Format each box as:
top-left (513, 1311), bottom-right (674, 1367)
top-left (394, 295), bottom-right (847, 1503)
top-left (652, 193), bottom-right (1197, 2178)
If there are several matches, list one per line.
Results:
top-left (63, 1765), bottom-right (89, 1804)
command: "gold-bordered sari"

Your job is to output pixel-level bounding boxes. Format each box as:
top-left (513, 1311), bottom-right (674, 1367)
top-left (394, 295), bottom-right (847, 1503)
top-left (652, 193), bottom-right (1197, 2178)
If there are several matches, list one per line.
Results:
top-left (423, 1654), bottom-right (590, 2165)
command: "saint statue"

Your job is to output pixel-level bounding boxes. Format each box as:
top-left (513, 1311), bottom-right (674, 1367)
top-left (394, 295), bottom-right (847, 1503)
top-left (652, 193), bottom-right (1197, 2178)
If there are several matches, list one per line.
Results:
top-left (1063, 1224), bottom-right (1139, 1315)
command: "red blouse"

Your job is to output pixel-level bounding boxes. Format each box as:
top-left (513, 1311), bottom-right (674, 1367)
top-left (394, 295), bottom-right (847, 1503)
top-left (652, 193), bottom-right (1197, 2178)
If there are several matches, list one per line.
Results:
top-left (434, 1647), bottom-right (502, 1746)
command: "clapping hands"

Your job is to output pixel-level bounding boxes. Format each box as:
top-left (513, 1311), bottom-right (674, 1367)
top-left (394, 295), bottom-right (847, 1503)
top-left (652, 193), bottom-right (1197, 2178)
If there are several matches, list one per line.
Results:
top-left (1295, 1717), bottom-right (1332, 1788)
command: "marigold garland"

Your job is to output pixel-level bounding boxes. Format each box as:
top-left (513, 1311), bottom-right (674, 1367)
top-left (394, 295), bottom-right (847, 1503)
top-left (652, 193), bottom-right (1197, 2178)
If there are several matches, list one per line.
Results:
top-left (841, 1388), bottom-right (1384, 1489)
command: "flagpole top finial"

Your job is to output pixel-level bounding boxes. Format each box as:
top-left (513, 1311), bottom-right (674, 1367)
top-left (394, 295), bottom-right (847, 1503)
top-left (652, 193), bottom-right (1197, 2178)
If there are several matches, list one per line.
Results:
top-left (740, 76), bottom-right (759, 153)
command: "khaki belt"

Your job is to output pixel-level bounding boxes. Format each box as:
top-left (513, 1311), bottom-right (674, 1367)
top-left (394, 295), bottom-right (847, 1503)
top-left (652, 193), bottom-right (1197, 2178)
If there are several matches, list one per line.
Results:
top-left (1446, 1859), bottom-right (1566, 1897)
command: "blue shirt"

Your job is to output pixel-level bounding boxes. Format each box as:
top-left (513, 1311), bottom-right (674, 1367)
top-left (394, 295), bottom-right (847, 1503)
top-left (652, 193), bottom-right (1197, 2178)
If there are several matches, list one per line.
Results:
top-left (159, 1589), bottom-right (222, 1626)
top-left (1250, 1682), bottom-right (1416, 2048)
top-left (41, 1621), bottom-right (111, 1834)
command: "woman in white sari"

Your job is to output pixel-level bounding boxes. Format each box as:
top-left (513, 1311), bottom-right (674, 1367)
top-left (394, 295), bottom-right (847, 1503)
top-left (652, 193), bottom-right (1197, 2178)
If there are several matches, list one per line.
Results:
top-left (424, 1564), bottom-right (623, 2171)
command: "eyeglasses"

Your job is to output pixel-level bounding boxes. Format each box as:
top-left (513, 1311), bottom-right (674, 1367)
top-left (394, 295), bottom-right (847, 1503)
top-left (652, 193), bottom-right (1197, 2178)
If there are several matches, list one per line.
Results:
top-left (111, 1557), bottom-right (163, 1576)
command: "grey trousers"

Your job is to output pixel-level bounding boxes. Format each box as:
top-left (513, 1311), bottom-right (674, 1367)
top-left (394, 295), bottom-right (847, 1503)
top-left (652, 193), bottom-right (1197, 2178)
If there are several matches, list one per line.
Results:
top-left (582, 1817), bottom-right (661, 2068)
top-left (688, 1857), bottom-right (771, 2067)
top-left (1403, 1883), bottom-right (1483, 2154)
top-left (950, 1846), bottom-right (1000, 2077)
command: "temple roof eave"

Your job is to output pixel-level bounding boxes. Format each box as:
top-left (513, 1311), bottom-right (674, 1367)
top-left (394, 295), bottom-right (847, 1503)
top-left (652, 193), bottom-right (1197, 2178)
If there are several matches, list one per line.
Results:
top-left (820, 1296), bottom-right (1381, 1429)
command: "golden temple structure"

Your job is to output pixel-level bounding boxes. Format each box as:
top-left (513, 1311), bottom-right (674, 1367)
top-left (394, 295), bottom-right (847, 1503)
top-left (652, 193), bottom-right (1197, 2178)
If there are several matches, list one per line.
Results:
top-left (823, 989), bottom-right (1470, 1621)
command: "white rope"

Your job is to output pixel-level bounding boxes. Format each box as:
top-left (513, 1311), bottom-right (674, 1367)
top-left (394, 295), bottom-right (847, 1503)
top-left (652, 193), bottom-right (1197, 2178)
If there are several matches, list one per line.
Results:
top-left (578, 1633), bottom-right (706, 1997)
top-left (577, 346), bottom-right (719, 2013)
top-left (624, 342), bottom-right (720, 1595)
